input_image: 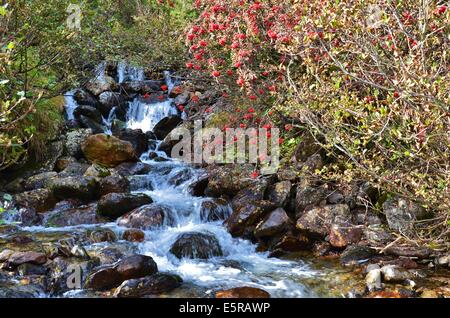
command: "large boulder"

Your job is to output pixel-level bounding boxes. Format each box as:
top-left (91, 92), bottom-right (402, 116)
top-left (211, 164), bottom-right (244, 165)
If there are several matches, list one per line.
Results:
top-left (64, 128), bottom-right (93, 159)
top-left (254, 208), bottom-right (292, 238)
top-left (152, 116), bottom-right (182, 140)
top-left (382, 196), bottom-right (429, 233)
top-left (117, 203), bottom-right (176, 230)
top-left (97, 193), bottom-right (153, 219)
top-left (170, 232), bottom-right (223, 259)
top-left (226, 201), bottom-right (276, 238)
top-left (50, 176), bottom-right (99, 202)
top-left (205, 164), bottom-right (257, 197)
top-left (114, 128), bottom-right (148, 156)
top-left (84, 255), bottom-right (158, 291)
top-left (73, 105), bottom-right (103, 124)
top-left (296, 204), bottom-right (353, 238)
top-left (81, 134), bottom-right (137, 167)
top-left (85, 74), bottom-right (118, 96)
top-left (114, 273), bottom-right (182, 298)
top-left (14, 188), bottom-right (56, 213)
top-left (98, 91), bottom-right (126, 117)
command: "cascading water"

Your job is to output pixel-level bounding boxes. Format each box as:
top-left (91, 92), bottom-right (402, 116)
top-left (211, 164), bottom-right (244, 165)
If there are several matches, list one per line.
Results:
top-left (14, 64), bottom-right (324, 298)
top-left (63, 90), bottom-right (78, 121)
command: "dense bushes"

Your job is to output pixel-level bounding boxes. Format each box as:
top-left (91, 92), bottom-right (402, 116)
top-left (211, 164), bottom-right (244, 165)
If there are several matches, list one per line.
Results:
top-left (182, 0), bottom-right (449, 218)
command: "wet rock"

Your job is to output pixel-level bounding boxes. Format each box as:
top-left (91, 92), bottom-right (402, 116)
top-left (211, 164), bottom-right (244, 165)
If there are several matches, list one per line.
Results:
top-left (84, 265), bottom-right (122, 291)
top-left (365, 264), bottom-right (382, 291)
top-left (85, 74), bottom-right (118, 96)
top-left (199, 198), bottom-right (230, 222)
top-left (329, 225), bottom-right (363, 248)
top-left (115, 162), bottom-right (152, 176)
top-left (98, 92), bottom-right (126, 117)
top-left (44, 203), bottom-right (108, 227)
top-left (98, 171), bottom-right (130, 195)
top-left (340, 245), bottom-right (376, 265)
top-left (23, 172), bottom-right (58, 191)
top-left (97, 193), bottom-right (153, 220)
top-left (381, 265), bottom-right (413, 283)
top-left (312, 241), bottom-right (333, 257)
top-left (89, 246), bottom-right (125, 265)
top-left (215, 287), bottom-right (270, 298)
top-left (111, 119), bottom-right (126, 135)
top-left (296, 204), bottom-right (352, 238)
top-left (85, 254), bottom-right (158, 291)
top-left (383, 196), bottom-right (429, 233)
top-left (269, 234), bottom-right (311, 253)
top-left (50, 176), bottom-right (99, 202)
top-left (226, 200), bottom-right (276, 237)
top-left (153, 116), bottom-right (182, 140)
top-left (254, 208), bottom-right (291, 238)
top-left (64, 128), bottom-right (93, 159)
top-left (14, 188), bottom-right (56, 213)
top-left (114, 128), bottom-right (148, 156)
top-left (78, 115), bottom-right (105, 134)
top-left (231, 181), bottom-right (268, 210)
top-left (205, 164), bottom-right (257, 197)
top-left (158, 135), bottom-right (182, 157)
top-left (81, 134), bottom-right (137, 167)
top-left (58, 162), bottom-right (91, 177)
top-left (73, 89), bottom-right (98, 107)
top-left (114, 273), bottom-right (182, 298)
top-left (122, 229), bottom-right (145, 242)
top-left (0, 249), bottom-right (14, 262)
top-left (267, 181), bottom-right (292, 208)
top-left (47, 256), bottom-right (99, 295)
top-left (6, 251), bottom-right (47, 268)
top-left (88, 228), bottom-right (117, 243)
top-left (187, 175), bottom-right (209, 196)
top-left (54, 156), bottom-right (77, 172)
top-left (117, 203), bottom-right (176, 230)
top-left (73, 105), bottom-right (103, 124)
top-left (295, 180), bottom-right (328, 216)
top-left (170, 232), bottom-right (223, 259)
top-left (167, 168), bottom-right (193, 187)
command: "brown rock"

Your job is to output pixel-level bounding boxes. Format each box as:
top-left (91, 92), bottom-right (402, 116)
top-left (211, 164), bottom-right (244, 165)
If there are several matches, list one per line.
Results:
top-left (117, 203), bottom-right (176, 230)
top-left (215, 287), bottom-right (270, 298)
top-left (267, 181), bottom-right (292, 207)
top-left (14, 188), bottom-right (56, 213)
top-left (329, 225), bottom-right (363, 248)
top-left (225, 201), bottom-right (276, 237)
top-left (81, 134), bottom-right (137, 167)
top-left (122, 229), bottom-right (145, 242)
top-left (7, 251), bottom-right (47, 267)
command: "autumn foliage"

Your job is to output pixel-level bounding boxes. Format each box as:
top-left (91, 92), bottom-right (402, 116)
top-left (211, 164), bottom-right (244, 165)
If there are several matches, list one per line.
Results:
top-left (178, 0), bottom-right (450, 218)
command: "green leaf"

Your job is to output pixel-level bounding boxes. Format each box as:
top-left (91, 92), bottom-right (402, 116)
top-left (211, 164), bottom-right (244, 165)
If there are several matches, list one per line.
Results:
top-left (3, 193), bottom-right (13, 201)
top-left (6, 42), bottom-right (15, 50)
top-left (0, 6), bottom-right (6, 16)
top-left (0, 207), bottom-right (4, 214)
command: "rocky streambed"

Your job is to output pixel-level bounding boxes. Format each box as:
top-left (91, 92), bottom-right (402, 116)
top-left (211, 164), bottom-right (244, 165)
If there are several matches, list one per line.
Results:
top-left (0, 62), bottom-right (449, 298)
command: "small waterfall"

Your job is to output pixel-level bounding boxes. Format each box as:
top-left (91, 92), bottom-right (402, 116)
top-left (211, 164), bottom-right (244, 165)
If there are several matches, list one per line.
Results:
top-left (103, 107), bottom-right (117, 135)
top-left (118, 61), bottom-right (145, 83)
top-left (64, 90), bottom-right (78, 121)
top-left (126, 99), bottom-right (177, 133)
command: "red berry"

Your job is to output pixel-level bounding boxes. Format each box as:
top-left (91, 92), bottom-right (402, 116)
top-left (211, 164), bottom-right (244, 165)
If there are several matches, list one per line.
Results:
top-left (212, 71), bottom-right (221, 77)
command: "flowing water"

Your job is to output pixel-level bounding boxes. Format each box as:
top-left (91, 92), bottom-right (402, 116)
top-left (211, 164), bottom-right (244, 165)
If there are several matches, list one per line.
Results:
top-left (2, 64), bottom-right (366, 298)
